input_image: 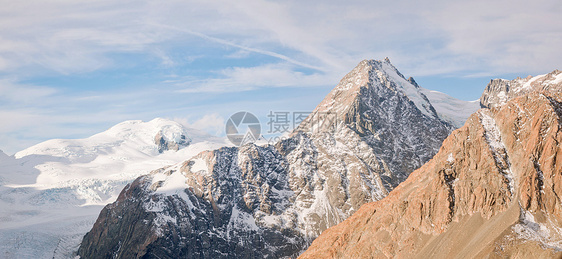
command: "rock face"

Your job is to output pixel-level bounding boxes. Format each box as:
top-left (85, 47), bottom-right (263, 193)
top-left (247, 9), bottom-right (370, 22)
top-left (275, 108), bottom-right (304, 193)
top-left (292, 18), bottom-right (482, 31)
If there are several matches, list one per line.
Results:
top-left (480, 69), bottom-right (562, 108)
top-left (297, 59), bottom-right (454, 188)
top-left (78, 59), bottom-right (456, 258)
top-left (300, 91), bottom-right (562, 258)
top-left (155, 130), bottom-right (190, 153)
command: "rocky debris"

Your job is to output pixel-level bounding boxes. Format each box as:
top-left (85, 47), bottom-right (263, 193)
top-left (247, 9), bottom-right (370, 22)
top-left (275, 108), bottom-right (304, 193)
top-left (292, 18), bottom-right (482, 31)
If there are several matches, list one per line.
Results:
top-left (152, 120), bottom-right (192, 153)
top-left (300, 91), bottom-right (562, 259)
top-left (480, 69), bottom-right (562, 108)
top-left (154, 131), bottom-right (190, 153)
top-left (78, 59), bottom-right (455, 258)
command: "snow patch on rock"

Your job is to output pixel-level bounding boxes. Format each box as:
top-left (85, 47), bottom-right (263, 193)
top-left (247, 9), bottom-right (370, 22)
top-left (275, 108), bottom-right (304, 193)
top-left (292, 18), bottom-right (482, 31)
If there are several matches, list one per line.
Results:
top-left (479, 110), bottom-right (515, 194)
top-left (190, 158), bottom-right (208, 173)
top-left (514, 210), bottom-right (562, 251)
top-left (421, 89), bottom-right (480, 128)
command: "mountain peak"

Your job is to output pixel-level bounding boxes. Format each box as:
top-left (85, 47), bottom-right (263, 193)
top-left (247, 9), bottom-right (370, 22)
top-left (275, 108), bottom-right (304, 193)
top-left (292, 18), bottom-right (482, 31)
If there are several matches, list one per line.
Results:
top-left (93, 118), bottom-right (191, 153)
top-left (480, 69), bottom-right (562, 108)
top-left (15, 118), bottom-right (191, 160)
top-left (295, 58), bottom-right (453, 187)
top-left (310, 59), bottom-right (437, 120)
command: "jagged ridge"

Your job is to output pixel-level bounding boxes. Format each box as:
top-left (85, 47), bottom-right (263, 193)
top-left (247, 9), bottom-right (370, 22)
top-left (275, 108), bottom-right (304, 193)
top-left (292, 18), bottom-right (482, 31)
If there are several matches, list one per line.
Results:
top-left (77, 59), bottom-right (456, 258)
top-left (480, 69), bottom-right (562, 108)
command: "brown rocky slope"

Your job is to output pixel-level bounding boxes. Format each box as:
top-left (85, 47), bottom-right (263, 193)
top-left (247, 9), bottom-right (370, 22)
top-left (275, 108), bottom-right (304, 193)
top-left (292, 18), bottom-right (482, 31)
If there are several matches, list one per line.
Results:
top-left (300, 91), bottom-right (562, 258)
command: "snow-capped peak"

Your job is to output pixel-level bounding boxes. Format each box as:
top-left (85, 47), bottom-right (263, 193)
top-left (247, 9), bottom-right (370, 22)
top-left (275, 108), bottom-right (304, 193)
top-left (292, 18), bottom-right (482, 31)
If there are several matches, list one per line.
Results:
top-left (361, 58), bottom-right (479, 128)
top-left (94, 118), bottom-right (190, 146)
top-left (370, 59), bottom-right (437, 118)
top-left (316, 58), bottom-right (437, 119)
top-left (306, 58), bottom-right (481, 133)
top-left (420, 89), bottom-right (480, 128)
top-left (15, 118), bottom-right (191, 160)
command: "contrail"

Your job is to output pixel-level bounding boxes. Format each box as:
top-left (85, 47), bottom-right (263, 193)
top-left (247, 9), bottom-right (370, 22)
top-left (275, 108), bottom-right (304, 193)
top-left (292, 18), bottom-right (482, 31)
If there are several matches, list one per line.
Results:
top-left (148, 23), bottom-right (326, 72)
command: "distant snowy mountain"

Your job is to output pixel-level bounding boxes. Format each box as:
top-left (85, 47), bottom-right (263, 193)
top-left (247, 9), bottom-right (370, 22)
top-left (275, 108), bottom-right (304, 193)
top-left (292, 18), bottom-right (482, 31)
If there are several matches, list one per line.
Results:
top-left (420, 88), bottom-right (480, 128)
top-left (0, 118), bottom-right (228, 258)
top-left (16, 118), bottom-right (190, 160)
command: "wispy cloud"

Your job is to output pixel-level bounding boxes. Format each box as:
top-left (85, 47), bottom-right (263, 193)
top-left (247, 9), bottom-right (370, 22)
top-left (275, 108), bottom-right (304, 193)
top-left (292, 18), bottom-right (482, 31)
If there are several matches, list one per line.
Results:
top-left (422, 0), bottom-right (562, 74)
top-left (176, 63), bottom-right (338, 93)
top-left (173, 113), bottom-right (226, 136)
top-left (1, 0), bottom-right (559, 77)
top-left (149, 23), bottom-right (326, 72)
top-left (0, 79), bottom-right (58, 104)
top-left (0, 0), bottom-right (561, 153)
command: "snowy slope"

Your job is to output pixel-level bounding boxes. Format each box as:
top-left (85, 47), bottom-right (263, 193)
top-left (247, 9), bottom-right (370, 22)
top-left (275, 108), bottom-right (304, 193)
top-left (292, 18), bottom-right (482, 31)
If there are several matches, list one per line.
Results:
top-left (377, 58), bottom-right (479, 128)
top-left (0, 118), bottom-right (229, 258)
top-left (420, 88), bottom-right (480, 128)
top-left (377, 58), bottom-right (437, 118)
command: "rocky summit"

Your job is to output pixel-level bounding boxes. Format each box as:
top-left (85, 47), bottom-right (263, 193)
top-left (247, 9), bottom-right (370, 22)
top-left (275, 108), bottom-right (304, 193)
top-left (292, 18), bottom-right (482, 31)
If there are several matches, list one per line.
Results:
top-left (300, 90), bottom-right (562, 258)
top-left (480, 69), bottom-right (562, 108)
top-left (77, 59), bottom-right (458, 258)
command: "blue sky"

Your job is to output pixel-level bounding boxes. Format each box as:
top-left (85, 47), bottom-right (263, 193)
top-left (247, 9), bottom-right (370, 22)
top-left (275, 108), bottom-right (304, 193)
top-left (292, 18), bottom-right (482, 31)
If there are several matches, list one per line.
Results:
top-left (1, 0), bottom-right (561, 154)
